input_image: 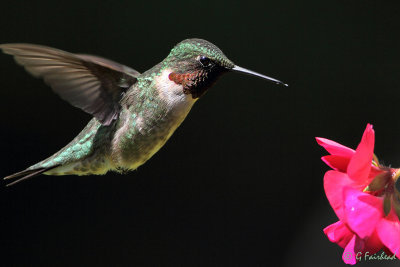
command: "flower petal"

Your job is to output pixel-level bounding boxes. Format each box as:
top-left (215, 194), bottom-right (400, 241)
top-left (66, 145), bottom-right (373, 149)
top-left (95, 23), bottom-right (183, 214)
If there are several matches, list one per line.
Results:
top-left (324, 171), bottom-right (354, 220)
top-left (343, 186), bottom-right (384, 239)
top-left (324, 221), bottom-right (354, 248)
top-left (322, 155), bottom-right (350, 172)
top-left (316, 137), bottom-right (355, 157)
top-left (347, 124), bottom-right (375, 183)
top-left (363, 229), bottom-right (383, 255)
top-left (377, 208), bottom-right (400, 258)
top-left (342, 234), bottom-right (364, 265)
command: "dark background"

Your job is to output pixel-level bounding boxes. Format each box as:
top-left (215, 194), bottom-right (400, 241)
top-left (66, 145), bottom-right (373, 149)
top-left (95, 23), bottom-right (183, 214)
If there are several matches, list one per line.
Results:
top-left (1, 0), bottom-right (400, 266)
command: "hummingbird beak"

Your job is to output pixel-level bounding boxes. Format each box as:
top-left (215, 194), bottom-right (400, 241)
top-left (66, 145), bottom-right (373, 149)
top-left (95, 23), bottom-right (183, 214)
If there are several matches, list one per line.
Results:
top-left (232, 65), bottom-right (288, 87)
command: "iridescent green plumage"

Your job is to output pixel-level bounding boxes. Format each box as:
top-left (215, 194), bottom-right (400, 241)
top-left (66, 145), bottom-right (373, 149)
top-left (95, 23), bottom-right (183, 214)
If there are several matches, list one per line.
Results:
top-left (1, 38), bottom-right (287, 186)
top-left (167, 39), bottom-right (235, 68)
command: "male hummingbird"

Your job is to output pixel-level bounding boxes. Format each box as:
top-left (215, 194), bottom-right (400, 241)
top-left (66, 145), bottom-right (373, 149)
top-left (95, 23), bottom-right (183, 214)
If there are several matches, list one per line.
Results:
top-left (1, 38), bottom-right (287, 186)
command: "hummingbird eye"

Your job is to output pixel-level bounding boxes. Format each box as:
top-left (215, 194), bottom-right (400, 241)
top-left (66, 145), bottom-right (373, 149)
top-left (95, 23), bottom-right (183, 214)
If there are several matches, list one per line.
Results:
top-left (198, 55), bottom-right (212, 68)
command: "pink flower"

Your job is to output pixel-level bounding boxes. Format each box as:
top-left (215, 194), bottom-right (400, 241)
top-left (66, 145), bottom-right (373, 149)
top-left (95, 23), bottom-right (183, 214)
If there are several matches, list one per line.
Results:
top-left (317, 124), bottom-right (400, 264)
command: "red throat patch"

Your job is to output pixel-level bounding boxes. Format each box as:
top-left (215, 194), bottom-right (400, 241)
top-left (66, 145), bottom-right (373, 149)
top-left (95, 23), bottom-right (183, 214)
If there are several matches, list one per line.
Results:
top-left (168, 69), bottom-right (216, 99)
top-left (168, 71), bottom-right (198, 87)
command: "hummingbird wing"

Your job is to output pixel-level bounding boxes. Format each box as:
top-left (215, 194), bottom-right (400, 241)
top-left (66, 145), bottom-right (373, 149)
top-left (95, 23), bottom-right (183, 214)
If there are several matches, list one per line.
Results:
top-left (0, 43), bottom-right (140, 125)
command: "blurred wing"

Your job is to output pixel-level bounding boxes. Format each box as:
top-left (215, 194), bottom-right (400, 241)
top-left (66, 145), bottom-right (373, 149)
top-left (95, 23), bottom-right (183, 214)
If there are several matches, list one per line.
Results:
top-left (0, 43), bottom-right (140, 125)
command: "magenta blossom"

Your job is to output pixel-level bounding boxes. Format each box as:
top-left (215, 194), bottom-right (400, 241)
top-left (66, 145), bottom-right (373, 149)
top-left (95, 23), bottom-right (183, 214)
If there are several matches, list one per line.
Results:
top-left (317, 124), bottom-right (400, 264)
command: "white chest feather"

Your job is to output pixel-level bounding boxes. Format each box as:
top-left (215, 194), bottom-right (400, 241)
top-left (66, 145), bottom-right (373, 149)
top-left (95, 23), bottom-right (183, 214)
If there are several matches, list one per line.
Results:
top-left (155, 68), bottom-right (197, 109)
top-left (111, 68), bottom-right (197, 170)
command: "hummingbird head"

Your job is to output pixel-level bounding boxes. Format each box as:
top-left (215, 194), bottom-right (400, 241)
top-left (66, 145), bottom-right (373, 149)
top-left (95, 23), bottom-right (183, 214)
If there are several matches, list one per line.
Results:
top-left (165, 38), bottom-right (287, 99)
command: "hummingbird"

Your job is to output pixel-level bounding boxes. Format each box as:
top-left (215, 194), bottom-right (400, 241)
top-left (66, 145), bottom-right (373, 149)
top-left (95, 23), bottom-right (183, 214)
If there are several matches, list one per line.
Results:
top-left (1, 38), bottom-right (287, 186)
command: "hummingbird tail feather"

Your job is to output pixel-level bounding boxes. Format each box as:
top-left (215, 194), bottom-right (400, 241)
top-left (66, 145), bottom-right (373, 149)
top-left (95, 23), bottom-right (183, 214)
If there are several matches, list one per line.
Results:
top-left (4, 165), bottom-right (59, 187)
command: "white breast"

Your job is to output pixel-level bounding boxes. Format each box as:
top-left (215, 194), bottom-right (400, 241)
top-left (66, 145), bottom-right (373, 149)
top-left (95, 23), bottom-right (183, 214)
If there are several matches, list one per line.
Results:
top-left (155, 68), bottom-right (197, 109)
top-left (111, 68), bottom-right (198, 171)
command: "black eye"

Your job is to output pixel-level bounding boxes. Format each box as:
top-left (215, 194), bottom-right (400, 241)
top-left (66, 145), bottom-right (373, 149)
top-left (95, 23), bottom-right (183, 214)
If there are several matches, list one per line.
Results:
top-left (199, 56), bottom-right (212, 67)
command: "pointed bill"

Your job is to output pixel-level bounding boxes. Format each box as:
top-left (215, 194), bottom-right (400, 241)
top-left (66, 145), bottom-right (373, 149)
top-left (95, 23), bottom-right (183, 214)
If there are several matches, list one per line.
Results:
top-left (232, 65), bottom-right (288, 86)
